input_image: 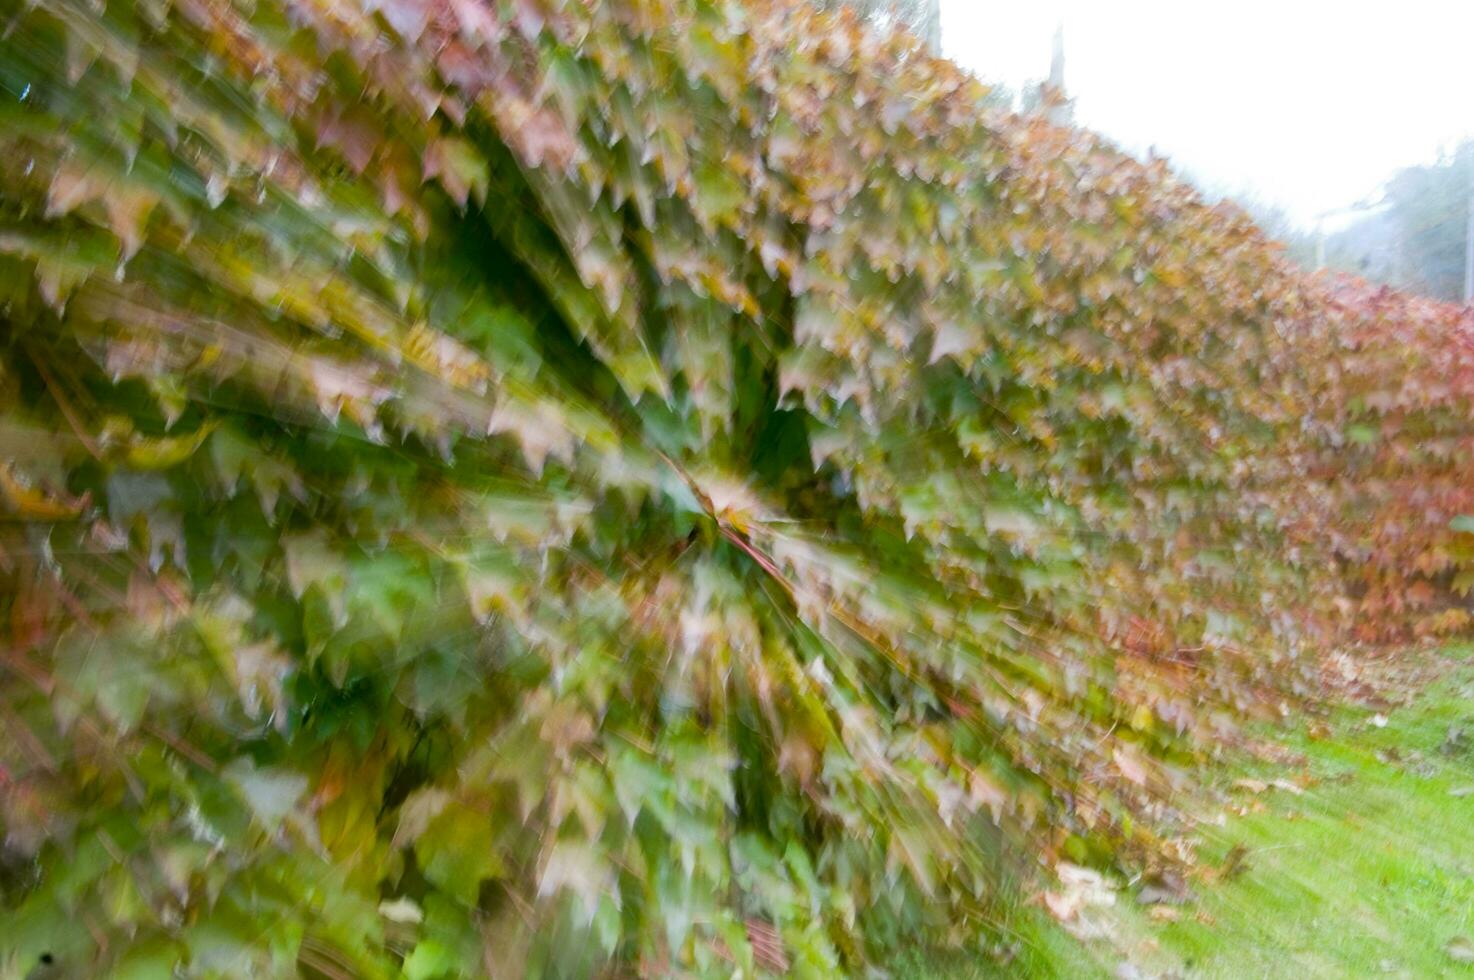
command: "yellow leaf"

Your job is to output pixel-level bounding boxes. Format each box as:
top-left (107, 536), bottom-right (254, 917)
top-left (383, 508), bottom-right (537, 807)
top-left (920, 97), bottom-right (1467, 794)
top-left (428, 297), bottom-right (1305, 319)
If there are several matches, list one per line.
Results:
top-left (0, 463), bottom-right (88, 520)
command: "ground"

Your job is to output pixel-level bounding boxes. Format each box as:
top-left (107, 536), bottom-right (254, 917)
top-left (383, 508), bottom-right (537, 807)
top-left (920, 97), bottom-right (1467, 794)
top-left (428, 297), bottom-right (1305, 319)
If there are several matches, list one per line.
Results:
top-left (910, 643), bottom-right (1474, 978)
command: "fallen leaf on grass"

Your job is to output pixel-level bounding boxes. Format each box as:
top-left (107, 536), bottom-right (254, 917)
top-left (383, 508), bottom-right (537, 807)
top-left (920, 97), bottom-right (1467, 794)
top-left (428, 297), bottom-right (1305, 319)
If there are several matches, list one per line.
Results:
top-left (1042, 863), bottom-right (1116, 923)
top-left (1441, 724), bottom-right (1471, 757)
top-left (1244, 740), bottom-right (1306, 766)
top-left (985, 940), bottom-right (1019, 966)
top-left (1148, 905), bottom-right (1181, 923)
top-left (1215, 843), bottom-right (1249, 881)
top-left (1371, 713), bottom-right (1389, 728)
top-left (1446, 936), bottom-right (1474, 963)
top-left (1448, 785), bottom-right (1474, 798)
top-left (1136, 870), bottom-right (1193, 906)
top-left (1231, 777), bottom-right (1303, 796)
top-left (1042, 890), bottom-right (1077, 922)
top-left (1042, 863), bottom-right (1119, 939)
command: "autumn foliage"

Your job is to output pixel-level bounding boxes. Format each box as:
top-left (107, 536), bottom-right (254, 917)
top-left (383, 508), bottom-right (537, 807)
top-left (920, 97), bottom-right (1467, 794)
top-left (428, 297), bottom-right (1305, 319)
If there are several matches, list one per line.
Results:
top-left (1295, 280), bottom-right (1474, 642)
top-left (0, 0), bottom-right (1470, 974)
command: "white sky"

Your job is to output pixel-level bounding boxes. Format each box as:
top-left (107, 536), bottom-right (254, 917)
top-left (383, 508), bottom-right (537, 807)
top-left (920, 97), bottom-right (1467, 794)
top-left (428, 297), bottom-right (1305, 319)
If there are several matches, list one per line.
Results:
top-left (939, 0), bottom-right (1474, 227)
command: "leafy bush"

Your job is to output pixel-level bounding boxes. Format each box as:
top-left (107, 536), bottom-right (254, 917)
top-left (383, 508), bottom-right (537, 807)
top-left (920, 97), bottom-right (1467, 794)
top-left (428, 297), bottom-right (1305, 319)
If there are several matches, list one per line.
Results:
top-left (1294, 281), bottom-right (1474, 641)
top-left (0, 0), bottom-right (1467, 975)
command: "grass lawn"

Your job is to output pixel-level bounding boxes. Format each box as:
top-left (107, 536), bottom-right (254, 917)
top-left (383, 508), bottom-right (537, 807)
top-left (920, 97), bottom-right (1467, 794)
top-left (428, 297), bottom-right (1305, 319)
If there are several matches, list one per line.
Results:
top-left (908, 644), bottom-right (1474, 978)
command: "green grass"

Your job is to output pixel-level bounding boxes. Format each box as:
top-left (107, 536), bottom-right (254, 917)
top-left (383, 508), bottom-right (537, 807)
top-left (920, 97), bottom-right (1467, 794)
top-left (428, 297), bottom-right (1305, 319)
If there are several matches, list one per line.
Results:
top-left (913, 644), bottom-right (1474, 978)
top-left (895, 909), bottom-right (1103, 979)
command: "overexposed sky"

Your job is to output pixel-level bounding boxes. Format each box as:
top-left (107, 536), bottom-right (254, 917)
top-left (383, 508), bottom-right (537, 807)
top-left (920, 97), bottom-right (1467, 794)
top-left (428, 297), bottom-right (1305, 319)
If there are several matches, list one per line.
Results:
top-left (939, 0), bottom-right (1474, 227)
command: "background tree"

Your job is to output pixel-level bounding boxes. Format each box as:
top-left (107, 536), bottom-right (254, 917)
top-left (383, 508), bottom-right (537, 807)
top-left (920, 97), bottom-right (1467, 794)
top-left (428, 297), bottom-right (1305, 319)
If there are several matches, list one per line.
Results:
top-left (1327, 141), bottom-right (1473, 301)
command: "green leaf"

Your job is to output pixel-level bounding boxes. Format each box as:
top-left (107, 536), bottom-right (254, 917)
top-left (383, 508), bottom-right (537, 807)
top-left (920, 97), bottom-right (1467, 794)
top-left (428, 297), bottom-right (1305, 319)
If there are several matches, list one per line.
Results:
top-left (415, 801), bottom-right (504, 906)
top-left (403, 939), bottom-right (456, 980)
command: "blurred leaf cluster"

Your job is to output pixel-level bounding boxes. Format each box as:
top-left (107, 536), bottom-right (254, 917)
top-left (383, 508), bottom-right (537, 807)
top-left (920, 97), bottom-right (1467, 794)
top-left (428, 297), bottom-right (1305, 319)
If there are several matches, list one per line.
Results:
top-left (815, 0), bottom-right (941, 52)
top-left (0, 0), bottom-right (1470, 976)
top-left (1297, 279), bottom-right (1474, 643)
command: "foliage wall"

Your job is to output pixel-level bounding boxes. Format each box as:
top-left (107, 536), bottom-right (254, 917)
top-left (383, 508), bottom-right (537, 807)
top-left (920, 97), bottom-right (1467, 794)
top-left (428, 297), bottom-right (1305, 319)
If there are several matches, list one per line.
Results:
top-left (0, 0), bottom-right (1468, 975)
top-left (1293, 280), bottom-right (1474, 642)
